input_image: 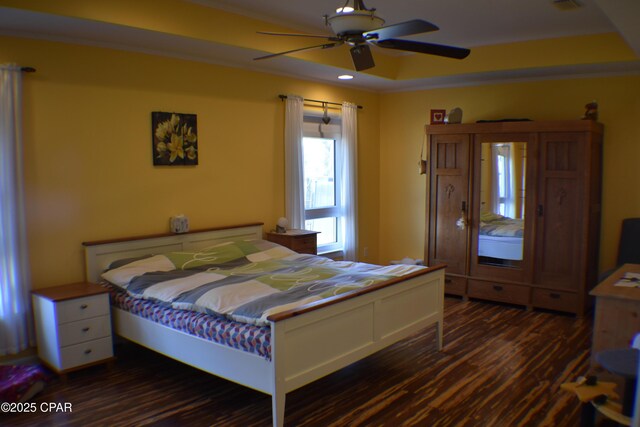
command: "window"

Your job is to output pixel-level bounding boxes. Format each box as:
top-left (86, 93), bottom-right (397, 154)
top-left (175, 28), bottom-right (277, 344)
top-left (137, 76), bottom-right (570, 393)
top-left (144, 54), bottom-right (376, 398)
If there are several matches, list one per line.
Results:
top-left (302, 116), bottom-right (343, 254)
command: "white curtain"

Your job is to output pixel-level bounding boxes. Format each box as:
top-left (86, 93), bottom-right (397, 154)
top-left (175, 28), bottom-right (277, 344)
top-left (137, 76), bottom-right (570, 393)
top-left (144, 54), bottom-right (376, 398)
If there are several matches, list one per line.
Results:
top-left (490, 144), bottom-right (501, 214)
top-left (490, 143), bottom-right (515, 218)
top-left (502, 143), bottom-right (516, 218)
top-left (0, 64), bottom-right (33, 355)
top-left (340, 102), bottom-right (358, 261)
top-left (284, 95), bottom-right (306, 229)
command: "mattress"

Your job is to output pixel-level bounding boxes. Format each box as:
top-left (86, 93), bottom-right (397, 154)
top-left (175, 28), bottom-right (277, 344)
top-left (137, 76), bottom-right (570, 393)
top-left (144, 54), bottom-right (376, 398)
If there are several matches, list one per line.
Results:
top-left (478, 235), bottom-right (523, 260)
top-left (478, 211), bottom-right (524, 260)
top-left (106, 284), bottom-right (272, 360)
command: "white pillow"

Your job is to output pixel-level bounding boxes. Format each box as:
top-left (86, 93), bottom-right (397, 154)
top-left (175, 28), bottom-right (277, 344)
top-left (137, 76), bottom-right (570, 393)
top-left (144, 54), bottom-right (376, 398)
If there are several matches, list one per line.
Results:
top-left (101, 255), bottom-right (175, 288)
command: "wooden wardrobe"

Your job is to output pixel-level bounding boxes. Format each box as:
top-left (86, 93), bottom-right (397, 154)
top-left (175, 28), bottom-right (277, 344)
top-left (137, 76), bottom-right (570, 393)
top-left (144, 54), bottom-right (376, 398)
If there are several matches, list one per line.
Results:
top-left (424, 120), bottom-right (603, 315)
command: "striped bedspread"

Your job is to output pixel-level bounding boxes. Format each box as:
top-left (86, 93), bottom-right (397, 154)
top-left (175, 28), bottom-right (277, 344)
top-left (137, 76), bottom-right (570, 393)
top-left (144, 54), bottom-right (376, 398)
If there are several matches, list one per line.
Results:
top-left (102, 239), bottom-right (426, 326)
top-left (479, 211), bottom-right (524, 238)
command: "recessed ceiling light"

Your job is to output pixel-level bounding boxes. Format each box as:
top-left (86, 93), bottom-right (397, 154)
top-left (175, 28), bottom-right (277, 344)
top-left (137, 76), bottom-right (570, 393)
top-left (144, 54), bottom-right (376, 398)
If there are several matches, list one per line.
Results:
top-left (338, 74), bottom-right (354, 80)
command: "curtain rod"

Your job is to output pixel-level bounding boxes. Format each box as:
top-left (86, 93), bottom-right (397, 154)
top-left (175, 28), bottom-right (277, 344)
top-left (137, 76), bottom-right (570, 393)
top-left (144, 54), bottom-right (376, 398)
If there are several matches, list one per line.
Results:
top-left (278, 94), bottom-right (362, 110)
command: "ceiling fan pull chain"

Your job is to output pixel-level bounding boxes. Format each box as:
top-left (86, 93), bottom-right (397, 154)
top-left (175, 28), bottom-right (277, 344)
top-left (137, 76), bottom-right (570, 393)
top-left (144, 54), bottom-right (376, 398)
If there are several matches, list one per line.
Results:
top-left (354, 0), bottom-right (367, 11)
top-left (337, 0), bottom-right (351, 13)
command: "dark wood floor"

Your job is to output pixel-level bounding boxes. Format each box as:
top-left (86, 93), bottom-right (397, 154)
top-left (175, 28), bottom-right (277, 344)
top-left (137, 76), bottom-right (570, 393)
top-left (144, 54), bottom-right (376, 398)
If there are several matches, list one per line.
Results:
top-left (2, 297), bottom-right (595, 427)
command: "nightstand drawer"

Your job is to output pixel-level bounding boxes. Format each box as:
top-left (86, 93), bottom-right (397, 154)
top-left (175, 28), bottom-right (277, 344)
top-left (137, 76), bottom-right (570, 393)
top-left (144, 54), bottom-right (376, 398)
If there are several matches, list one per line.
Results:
top-left (59, 315), bottom-right (112, 347)
top-left (266, 230), bottom-right (319, 255)
top-left (291, 236), bottom-right (317, 253)
top-left (292, 236), bottom-right (316, 247)
top-left (59, 337), bottom-right (113, 371)
top-left (57, 294), bottom-right (109, 324)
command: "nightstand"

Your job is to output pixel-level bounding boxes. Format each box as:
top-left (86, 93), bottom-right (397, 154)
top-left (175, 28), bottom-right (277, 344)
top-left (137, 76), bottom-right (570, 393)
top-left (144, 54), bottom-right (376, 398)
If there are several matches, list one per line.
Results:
top-left (266, 230), bottom-right (320, 255)
top-left (32, 282), bottom-right (114, 374)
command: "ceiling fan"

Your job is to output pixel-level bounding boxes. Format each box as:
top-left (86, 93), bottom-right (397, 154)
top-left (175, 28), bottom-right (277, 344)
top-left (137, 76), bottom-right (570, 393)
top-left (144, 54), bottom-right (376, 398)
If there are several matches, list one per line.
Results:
top-left (254, 0), bottom-right (470, 72)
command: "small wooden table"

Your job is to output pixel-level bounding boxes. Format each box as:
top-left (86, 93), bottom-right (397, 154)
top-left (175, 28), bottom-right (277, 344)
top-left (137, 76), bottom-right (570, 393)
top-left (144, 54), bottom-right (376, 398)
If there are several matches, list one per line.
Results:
top-left (590, 264), bottom-right (640, 359)
top-left (589, 264), bottom-right (640, 422)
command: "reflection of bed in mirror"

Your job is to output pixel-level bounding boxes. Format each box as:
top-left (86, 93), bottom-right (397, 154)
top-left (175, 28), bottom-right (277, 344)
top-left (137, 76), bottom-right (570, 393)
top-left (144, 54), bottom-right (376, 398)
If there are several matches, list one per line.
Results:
top-left (478, 211), bottom-right (523, 261)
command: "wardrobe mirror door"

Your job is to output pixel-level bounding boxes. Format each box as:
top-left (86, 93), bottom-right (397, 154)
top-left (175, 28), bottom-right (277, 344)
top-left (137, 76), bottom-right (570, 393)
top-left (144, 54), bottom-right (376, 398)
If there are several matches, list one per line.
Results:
top-left (478, 141), bottom-right (527, 268)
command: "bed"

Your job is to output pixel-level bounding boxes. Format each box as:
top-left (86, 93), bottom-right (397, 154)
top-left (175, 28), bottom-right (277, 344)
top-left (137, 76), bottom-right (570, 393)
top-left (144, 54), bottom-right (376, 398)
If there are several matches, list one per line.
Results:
top-left (83, 223), bottom-right (445, 427)
top-left (478, 211), bottom-right (524, 261)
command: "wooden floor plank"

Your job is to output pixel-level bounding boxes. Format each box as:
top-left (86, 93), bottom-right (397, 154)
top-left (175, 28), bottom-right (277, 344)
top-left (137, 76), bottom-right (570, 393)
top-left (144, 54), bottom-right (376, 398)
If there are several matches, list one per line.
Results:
top-left (1, 298), bottom-right (595, 426)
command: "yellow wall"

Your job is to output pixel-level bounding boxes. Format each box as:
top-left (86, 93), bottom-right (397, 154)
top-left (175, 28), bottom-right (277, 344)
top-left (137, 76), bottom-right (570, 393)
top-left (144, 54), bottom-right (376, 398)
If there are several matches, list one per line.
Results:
top-left (0, 36), bottom-right (381, 288)
top-left (379, 76), bottom-right (640, 272)
top-left (3, 33), bottom-right (639, 289)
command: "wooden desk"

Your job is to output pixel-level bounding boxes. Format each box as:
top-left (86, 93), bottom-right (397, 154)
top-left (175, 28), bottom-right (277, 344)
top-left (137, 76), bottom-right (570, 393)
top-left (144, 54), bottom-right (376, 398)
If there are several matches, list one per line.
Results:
top-left (590, 264), bottom-right (640, 362)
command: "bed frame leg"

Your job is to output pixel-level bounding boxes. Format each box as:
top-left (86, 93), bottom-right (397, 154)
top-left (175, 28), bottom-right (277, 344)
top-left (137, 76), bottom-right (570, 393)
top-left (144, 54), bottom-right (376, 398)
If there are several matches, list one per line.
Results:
top-left (272, 392), bottom-right (285, 427)
top-left (271, 321), bottom-right (286, 427)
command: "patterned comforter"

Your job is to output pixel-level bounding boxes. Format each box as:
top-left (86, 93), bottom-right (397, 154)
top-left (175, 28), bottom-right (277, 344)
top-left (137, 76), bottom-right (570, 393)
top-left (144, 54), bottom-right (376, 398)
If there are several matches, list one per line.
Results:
top-left (102, 239), bottom-right (426, 326)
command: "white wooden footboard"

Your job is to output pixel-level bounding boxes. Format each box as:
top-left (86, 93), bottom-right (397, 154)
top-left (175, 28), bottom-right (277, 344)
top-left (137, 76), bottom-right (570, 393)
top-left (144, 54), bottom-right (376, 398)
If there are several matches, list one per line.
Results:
top-left (112, 308), bottom-right (274, 394)
top-left (270, 270), bottom-right (444, 426)
top-left (83, 224), bottom-right (445, 427)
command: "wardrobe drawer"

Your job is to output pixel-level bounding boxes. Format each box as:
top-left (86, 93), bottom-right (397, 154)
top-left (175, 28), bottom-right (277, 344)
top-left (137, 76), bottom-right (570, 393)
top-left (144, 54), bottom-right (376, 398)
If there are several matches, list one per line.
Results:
top-left (56, 294), bottom-right (110, 324)
top-left (532, 289), bottom-right (577, 313)
top-left (468, 280), bottom-right (529, 305)
top-left (444, 275), bottom-right (466, 296)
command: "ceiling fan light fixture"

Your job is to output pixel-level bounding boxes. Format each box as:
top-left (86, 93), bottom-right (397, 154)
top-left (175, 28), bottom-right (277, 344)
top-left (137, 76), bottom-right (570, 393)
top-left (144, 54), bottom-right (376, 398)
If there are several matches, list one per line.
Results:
top-left (328, 13), bottom-right (384, 35)
top-left (329, 0), bottom-right (384, 35)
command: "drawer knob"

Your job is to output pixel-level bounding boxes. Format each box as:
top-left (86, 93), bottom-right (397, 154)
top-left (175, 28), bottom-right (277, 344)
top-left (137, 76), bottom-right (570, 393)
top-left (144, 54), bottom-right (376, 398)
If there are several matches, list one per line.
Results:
top-left (549, 293), bottom-right (561, 299)
top-left (492, 285), bottom-right (504, 292)
top-left (82, 327), bottom-right (90, 332)
top-left (445, 278), bottom-right (452, 284)
top-left (80, 304), bottom-right (88, 309)
top-left (84, 349), bottom-right (92, 355)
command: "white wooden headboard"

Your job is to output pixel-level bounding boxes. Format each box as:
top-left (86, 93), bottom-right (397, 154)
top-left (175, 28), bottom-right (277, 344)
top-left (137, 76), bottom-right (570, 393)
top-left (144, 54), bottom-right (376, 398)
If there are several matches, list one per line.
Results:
top-left (82, 223), bottom-right (263, 283)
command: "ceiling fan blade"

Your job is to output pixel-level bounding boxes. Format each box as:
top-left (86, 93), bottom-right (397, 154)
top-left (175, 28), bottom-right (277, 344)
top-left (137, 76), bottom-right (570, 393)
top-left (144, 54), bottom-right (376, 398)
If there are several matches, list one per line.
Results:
top-left (254, 42), bottom-right (342, 61)
top-left (363, 19), bottom-right (439, 41)
top-left (375, 39), bottom-right (470, 59)
top-left (350, 44), bottom-right (375, 71)
top-left (258, 31), bottom-right (340, 42)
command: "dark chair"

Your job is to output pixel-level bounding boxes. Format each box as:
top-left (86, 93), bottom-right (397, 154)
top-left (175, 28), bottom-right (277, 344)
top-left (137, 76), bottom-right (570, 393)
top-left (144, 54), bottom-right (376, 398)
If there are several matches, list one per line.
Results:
top-left (617, 218), bottom-right (640, 266)
top-left (599, 218), bottom-right (640, 281)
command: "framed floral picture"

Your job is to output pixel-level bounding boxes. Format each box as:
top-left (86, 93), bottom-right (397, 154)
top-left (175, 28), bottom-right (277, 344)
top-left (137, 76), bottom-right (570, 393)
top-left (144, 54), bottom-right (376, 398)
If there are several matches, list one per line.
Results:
top-left (152, 112), bottom-right (198, 166)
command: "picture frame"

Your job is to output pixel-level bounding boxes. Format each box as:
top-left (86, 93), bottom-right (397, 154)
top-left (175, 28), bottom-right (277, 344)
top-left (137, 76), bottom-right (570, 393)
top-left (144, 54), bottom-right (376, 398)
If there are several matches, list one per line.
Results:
top-left (151, 111), bottom-right (198, 166)
top-left (430, 109), bottom-right (446, 125)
